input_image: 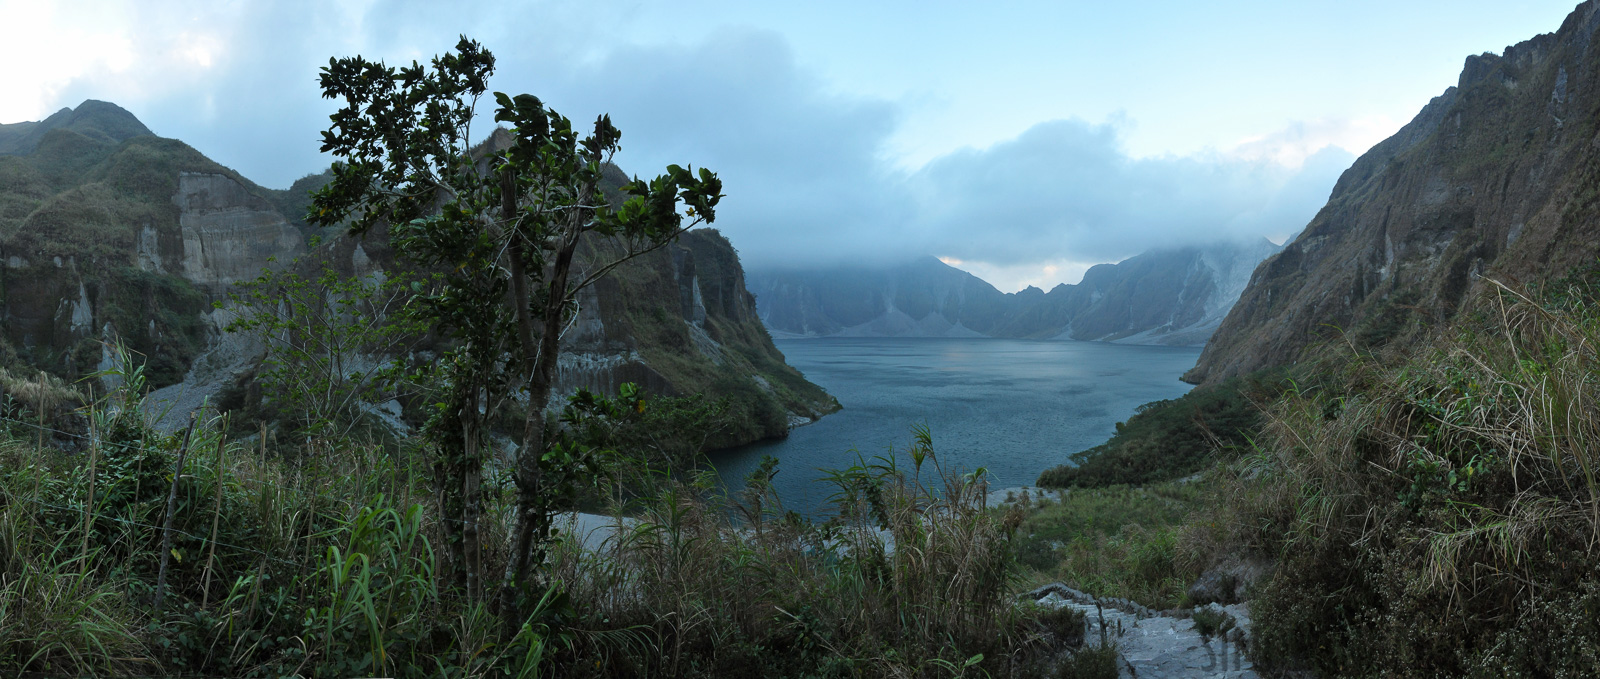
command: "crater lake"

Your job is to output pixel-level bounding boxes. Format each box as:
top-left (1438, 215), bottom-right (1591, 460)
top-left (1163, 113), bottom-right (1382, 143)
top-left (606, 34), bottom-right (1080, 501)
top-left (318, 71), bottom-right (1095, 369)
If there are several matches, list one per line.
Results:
top-left (707, 337), bottom-right (1202, 516)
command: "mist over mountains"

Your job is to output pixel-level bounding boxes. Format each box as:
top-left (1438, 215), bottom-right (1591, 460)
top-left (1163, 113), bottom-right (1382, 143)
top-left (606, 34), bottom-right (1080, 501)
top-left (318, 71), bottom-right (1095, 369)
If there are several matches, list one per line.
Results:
top-left (748, 237), bottom-right (1280, 345)
top-left (11, 24), bottom-right (1358, 292)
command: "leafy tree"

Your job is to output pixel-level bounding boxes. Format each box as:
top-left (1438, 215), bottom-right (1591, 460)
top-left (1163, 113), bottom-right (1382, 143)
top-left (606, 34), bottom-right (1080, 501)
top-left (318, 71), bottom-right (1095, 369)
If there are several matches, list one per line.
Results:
top-left (309, 37), bottom-right (721, 618)
top-left (224, 259), bottom-right (426, 445)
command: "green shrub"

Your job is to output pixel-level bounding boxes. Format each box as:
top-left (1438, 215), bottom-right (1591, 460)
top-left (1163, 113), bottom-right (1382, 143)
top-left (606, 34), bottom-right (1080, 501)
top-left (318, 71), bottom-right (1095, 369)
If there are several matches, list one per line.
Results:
top-left (1055, 642), bottom-right (1119, 679)
top-left (1190, 606), bottom-right (1235, 639)
top-left (1036, 605), bottom-right (1086, 646)
top-left (547, 426), bottom-right (1050, 677)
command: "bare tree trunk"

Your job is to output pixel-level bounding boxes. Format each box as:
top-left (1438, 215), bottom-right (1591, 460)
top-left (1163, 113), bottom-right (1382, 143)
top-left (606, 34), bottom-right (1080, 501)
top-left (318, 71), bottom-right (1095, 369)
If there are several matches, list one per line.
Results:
top-left (201, 421), bottom-right (228, 607)
top-left (499, 180), bottom-right (590, 624)
top-left (433, 420), bottom-right (466, 592)
top-left (462, 385), bottom-right (483, 603)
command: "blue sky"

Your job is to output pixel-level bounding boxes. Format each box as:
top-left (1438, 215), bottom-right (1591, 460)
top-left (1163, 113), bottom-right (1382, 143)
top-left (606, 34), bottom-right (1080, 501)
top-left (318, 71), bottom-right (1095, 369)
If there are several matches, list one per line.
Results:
top-left (0, 1), bottom-right (1582, 290)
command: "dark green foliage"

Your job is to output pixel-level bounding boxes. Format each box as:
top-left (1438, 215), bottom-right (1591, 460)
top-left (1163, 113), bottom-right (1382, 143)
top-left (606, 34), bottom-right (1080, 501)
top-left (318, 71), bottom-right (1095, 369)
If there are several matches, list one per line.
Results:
top-left (1037, 605), bottom-right (1087, 647)
top-left (1190, 606), bottom-right (1235, 639)
top-left (1055, 642), bottom-right (1119, 679)
top-left (268, 170), bottom-right (335, 232)
top-left (309, 36), bottom-right (726, 609)
top-left (1352, 288), bottom-right (1423, 348)
top-left (100, 267), bottom-right (208, 385)
top-left (1037, 370), bottom-right (1290, 488)
top-left (566, 386), bottom-right (740, 476)
top-left (225, 261), bottom-right (425, 444)
top-left (544, 429), bottom-right (1058, 678)
top-left (0, 369), bottom-right (1062, 677)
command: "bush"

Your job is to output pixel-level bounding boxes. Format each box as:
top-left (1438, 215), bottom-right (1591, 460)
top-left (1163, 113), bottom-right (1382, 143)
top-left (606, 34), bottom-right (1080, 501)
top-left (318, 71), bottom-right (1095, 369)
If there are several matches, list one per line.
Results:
top-left (1190, 605), bottom-right (1236, 639)
top-left (1, 371), bottom-right (1063, 678)
top-left (545, 426), bottom-right (1053, 677)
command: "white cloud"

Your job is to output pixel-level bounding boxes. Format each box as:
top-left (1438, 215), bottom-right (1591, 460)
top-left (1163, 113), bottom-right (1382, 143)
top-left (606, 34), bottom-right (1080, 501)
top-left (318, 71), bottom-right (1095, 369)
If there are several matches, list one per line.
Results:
top-left (941, 257), bottom-right (1098, 293)
top-left (0, 1), bottom-right (136, 122)
top-left (906, 119), bottom-right (1353, 267)
top-left (1, 4), bottom-right (1358, 278)
top-left (1228, 115), bottom-right (1400, 168)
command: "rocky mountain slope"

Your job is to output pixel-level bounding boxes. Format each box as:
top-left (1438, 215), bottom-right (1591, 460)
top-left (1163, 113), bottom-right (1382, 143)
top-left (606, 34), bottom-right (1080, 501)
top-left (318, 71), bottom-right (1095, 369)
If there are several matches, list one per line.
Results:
top-left (0, 100), bottom-right (833, 444)
top-left (0, 101), bottom-right (306, 384)
top-left (749, 238), bottom-right (1279, 346)
top-left (750, 256), bottom-right (1011, 337)
top-left (1188, 1), bottom-right (1600, 384)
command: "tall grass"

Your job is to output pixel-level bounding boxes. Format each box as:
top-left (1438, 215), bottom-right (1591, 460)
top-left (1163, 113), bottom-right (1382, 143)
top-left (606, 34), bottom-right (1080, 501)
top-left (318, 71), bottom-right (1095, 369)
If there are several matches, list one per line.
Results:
top-left (0, 360), bottom-right (533, 677)
top-left (547, 430), bottom-right (1055, 678)
top-left (0, 360), bottom-right (1074, 676)
top-left (1193, 274), bottom-right (1600, 675)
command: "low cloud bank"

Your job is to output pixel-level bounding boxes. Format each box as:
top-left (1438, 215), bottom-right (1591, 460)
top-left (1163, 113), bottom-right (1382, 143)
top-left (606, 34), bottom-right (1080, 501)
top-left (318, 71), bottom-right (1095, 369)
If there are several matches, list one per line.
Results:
top-left (21, 10), bottom-right (1357, 279)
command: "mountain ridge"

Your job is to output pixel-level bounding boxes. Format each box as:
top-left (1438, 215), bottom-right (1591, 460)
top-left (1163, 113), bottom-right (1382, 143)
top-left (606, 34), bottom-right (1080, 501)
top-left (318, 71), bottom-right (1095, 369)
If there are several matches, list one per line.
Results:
top-left (750, 237), bottom-right (1281, 346)
top-left (0, 101), bottom-right (834, 444)
top-left (0, 99), bottom-right (153, 156)
top-left (1188, 0), bottom-right (1600, 384)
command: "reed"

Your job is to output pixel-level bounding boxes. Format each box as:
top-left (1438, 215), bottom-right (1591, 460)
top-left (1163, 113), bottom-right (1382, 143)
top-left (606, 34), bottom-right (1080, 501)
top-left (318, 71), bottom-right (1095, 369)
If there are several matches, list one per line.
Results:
top-left (1193, 272), bottom-right (1600, 675)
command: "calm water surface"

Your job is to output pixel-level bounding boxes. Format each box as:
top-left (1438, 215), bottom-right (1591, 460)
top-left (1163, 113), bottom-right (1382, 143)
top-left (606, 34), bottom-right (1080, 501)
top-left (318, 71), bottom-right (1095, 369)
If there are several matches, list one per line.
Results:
top-left (706, 338), bottom-right (1201, 516)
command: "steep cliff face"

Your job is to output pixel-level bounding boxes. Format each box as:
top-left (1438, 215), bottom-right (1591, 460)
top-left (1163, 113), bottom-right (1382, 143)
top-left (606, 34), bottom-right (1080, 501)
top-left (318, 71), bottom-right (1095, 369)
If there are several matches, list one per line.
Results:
top-left (1188, 1), bottom-right (1600, 384)
top-left (564, 229), bottom-right (838, 442)
top-left (0, 101), bottom-right (299, 384)
top-left (749, 238), bottom-right (1278, 346)
top-left (1, 102), bottom-right (831, 444)
top-left (173, 172), bottom-right (306, 288)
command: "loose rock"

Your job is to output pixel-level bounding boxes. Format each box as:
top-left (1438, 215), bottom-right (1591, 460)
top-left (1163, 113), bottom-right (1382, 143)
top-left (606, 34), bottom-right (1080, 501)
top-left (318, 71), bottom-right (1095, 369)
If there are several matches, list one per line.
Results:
top-left (1031, 583), bottom-right (1257, 678)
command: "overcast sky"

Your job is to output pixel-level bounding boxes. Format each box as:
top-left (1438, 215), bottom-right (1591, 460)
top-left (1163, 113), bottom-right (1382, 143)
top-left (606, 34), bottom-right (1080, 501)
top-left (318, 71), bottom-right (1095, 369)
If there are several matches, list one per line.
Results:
top-left (1, 1), bottom-right (1582, 291)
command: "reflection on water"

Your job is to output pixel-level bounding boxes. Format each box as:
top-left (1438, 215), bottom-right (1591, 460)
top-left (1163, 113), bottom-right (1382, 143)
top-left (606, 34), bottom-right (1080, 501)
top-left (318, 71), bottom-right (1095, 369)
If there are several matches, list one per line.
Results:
top-left (706, 337), bottom-right (1201, 517)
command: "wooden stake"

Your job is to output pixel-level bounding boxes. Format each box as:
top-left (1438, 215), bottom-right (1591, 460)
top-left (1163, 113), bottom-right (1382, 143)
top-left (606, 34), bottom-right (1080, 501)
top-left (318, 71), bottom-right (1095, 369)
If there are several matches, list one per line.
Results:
top-left (302, 459), bottom-right (318, 568)
top-left (32, 404), bottom-right (44, 506)
top-left (154, 412), bottom-right (200, 614)
top-left (80, 416), bottom-right (101, 566)
top-left (201, 414), bottom-right (229, 607)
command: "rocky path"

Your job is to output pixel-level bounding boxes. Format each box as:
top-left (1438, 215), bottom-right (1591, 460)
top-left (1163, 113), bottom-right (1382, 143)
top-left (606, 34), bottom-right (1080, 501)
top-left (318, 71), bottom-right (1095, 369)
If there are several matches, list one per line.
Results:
top-left (1030, 584), bottom-right (1257, 678)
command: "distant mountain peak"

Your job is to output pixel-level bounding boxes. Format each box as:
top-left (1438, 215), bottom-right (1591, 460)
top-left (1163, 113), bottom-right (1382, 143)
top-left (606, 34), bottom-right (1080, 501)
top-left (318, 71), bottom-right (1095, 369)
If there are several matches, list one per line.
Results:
top-left (0, 99), bottom-right (152, 155)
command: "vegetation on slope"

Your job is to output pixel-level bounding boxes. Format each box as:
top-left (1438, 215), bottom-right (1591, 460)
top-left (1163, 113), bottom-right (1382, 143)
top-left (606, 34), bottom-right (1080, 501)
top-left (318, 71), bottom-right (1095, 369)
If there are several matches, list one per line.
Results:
top-left (1178, 269), bottom-right (1600, 675)
top-left (1022, 248), bottom-right (1600, 676)
top-left (593, 228), bottom-right (838, 446)
top-left (1036, 369), bottom-right (1291, 489)
top-left (0, 364), bottom-right (1094, 676)
top-left (1011, 483), bottom-right (1203, 609)
top-left (0, 128), bottom-right (285, 386)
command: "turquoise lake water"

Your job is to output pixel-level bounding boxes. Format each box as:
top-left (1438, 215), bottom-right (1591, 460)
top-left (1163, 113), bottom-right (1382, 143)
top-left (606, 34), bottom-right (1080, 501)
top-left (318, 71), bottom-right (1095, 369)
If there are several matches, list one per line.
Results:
top-left (706, 337), bottom-right (1202, 516)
